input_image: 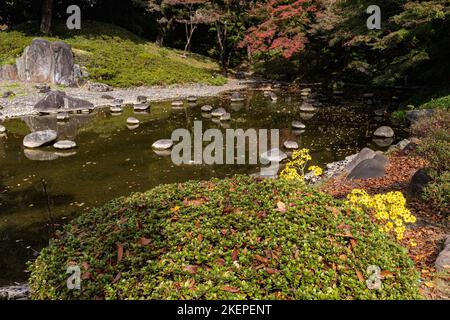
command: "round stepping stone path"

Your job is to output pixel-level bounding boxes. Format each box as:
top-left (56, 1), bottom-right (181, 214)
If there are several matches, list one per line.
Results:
top-left (211, 107), bottom-right (226, 117)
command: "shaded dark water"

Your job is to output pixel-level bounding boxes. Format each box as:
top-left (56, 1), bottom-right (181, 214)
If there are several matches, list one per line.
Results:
top-left (0, 89), bottom-right (407, 285)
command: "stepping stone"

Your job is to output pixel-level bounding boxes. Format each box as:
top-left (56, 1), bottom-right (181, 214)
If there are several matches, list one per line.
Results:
top-left (134, 103), bottom-right (150, 111)
top-left (53, 140), bottom-right (77, 150)
top-left (283, 140), bottom-right (299, 149)
top-left (211, 107), bottom-right (227, 117)
top-left (292, 121), bottom-right (306, 129)
top-left (230, 92), bottom-right (245, 102)
top-left (24, 149), bottom-right (59, 161)
top-left (110, 106), bottom-right (122, 113)
top-left (333, 90), bottom-right (344, 95)
top-left (220, 113), bottom-right (231, 121)
top-left (127, 125), bottom-right (139, 130)
top-left (56, 112), bottom-right (69, 121)
top-left (201, 105), bottom-right (213, 112)
top-left (127, 117), bottom-right (140, 125)
top-left (187, 96), bottom-right (197, 103)
top-left (374, 109), bottom-right (385, 116)
top-left (363, 93), bottom-right (374, 98)
top-left (299, 112), bottom-right (315, 120)
top-left (299, 102), bottom-right (317, 112)
top-left (0, 125), bottom-right (6, 133)
top-left (172, 101), bottom-right (184, 107)
top-left (152, 139), bottom-right (173, 150)
top-left (23, 130), bottom-right (57, 148)
top-left (260, 148), bottom-right (287, 163)
top-left (270, 93), bottom-right (278, 101)
top-left (373, 126), bottom-right (394, 138)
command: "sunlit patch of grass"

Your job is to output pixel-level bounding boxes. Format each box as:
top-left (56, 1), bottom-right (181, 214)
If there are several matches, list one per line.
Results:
top-left (0, 21), bottom-right (226, 87)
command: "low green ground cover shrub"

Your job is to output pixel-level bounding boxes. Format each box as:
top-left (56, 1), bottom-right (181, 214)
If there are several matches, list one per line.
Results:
top-left (28, 176), bottom-right (420, 300)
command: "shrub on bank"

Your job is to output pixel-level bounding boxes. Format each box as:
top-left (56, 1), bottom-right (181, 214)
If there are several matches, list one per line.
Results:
top-left (412, 110), bottom-right (450, 209)
top-left (28, 176), bottom-right (420, 300)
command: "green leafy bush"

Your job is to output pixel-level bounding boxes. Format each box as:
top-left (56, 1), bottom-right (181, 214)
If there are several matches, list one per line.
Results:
top-left (28, 176), bottom-right (420, 300)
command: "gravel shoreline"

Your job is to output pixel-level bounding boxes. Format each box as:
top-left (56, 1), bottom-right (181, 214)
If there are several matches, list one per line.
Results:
top-left (0, 79), bottom-right (252, 119)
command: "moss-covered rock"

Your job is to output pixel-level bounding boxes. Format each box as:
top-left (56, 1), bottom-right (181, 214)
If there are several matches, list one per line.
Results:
top-left (28, 176), bottom-right (421, 300)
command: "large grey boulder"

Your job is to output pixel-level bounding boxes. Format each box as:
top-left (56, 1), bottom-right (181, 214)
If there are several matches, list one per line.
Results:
top-left (23, 129), bottom-right (58, 148)
top-left (405, 109), bottom-right (433, 123)
top-left (347, 154), bottom-right (388, 180)
top-left (373, 126), bottom-right (394, 138)
top-left (409, 168), bottom-right (431, 197)
top-left (16, 39), bottom-right (74, 86)
top-left (344, 147), bottom-right (377, 173)
top-left (435, 236), bottom-right (450, 271)
top-left (34, 91), bottom-right (94, 113)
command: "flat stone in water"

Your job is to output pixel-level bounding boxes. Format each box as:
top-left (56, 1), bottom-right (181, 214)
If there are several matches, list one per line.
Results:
top-left (201, 105), bottom-right (213, 112)
top-left (373, 126), bottom-right (394, 138)
top-left (0, 125), bottom-right (6, 133)
top-left (23, 130), bottom-right (58, 148)
top-left (172, 101), bottom-right (184, 107)
top-left (110, 106), bottom-right (123, 113)
top-left (134, 103), bottom-right (150, 111)
top-left (292, 121), bottom-right (306, 129)
top-left (230, 92), bottom-right (245, 102)
top-left (374, 109), bottom-right (385, 116)
top-left (299, 112), bottom-right (315, 120)
top-left (299, 102), bottom-right (317, 112)
top-left (127, 117), bottom-right (140, 125)
top-left (283, 140), bottom-right (299, 149)
top-left (211, 107), bottom-right (227, 117)
top-left (260, 148), bottom-right (287, 163)
top-left (56, 112), bottom-right (69, 121)
top-left (152, 139), bottom-right (173, 150)
top-left (187, 96), bottom-right (197, 102)
top-left (54, 140), bottom-right (77, 150)
top-left (24, 149), bottom-right (59, 161)
top-left (220, 113), bottom-right (231, 121)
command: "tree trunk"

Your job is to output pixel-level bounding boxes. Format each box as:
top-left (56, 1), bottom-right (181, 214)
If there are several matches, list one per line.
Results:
top-left (40, 0), bottom-right (54, 35)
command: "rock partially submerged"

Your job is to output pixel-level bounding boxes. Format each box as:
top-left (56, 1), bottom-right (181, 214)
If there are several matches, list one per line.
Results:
top-left (34, 91), bottom-right (94, 114)
top-left (373, 126), bottom-right (394, 138)
top-left (292, 121), bottom-right (306, 129)
top-left (152, 139), bottom-right (173, 150)
top-left (127, 117), bottom-right (140, 125)
top-left (53, 140), bottom-right (77, 150)
top-left (201, 105), bottom-right (213, 112)
top-left (260, 148), bottom-right (287, 163)
top-left (23, 129), bottom-right (58, 148)
top-left (211, 107), bottom-right (227, 117)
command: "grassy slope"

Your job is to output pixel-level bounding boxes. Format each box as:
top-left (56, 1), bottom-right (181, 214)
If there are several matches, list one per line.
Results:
top-left (0, 21), bottom-right (226, 87)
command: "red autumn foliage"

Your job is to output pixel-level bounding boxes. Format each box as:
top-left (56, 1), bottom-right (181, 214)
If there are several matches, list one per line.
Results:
top-left (240, 0), bottom-right (319, 59)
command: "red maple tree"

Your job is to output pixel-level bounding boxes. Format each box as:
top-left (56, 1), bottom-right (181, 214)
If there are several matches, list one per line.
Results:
top-left (241, 0), bottom-right (319, 59)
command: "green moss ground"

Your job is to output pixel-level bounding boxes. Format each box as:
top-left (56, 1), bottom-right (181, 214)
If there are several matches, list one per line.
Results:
top-left (0, 21), bottom-right (226, 87)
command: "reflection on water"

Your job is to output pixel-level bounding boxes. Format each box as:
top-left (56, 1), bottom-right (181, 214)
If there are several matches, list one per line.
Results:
top-left (0, 90), bottom-right (406, 285)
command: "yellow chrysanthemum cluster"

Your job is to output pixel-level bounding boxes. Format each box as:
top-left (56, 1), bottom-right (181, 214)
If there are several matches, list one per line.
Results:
top-left (280, 149), bottom-right (323, 181)
top-left (346, 189), bottom-right (416, 240)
